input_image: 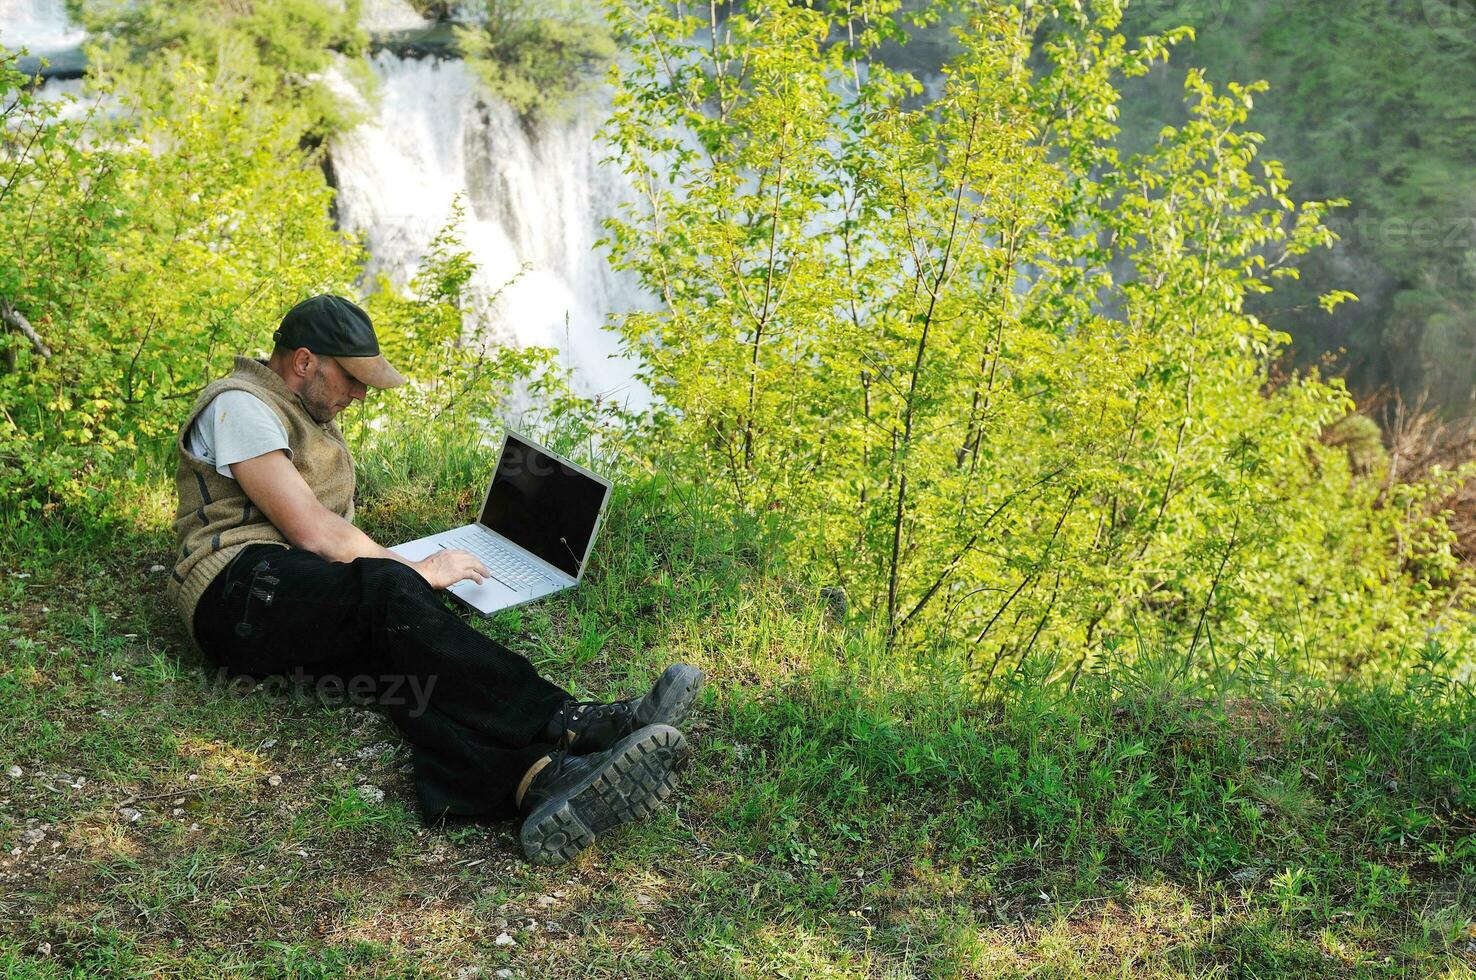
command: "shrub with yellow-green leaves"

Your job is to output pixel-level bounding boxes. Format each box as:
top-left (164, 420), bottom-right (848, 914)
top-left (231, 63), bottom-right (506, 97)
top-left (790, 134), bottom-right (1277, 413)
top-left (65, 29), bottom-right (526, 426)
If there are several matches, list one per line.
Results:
top-left (602, 0), bottom-right (1476, 680)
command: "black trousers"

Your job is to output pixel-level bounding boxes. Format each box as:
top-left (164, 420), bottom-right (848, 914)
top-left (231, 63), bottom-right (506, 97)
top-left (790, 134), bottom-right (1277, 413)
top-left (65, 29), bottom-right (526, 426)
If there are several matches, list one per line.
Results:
top-left (194, 544), bottom-right (572, 821)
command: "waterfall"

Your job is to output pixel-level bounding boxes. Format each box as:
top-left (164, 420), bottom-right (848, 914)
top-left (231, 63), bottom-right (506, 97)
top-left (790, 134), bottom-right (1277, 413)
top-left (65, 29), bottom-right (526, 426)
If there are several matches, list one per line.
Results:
top-left (357, 0), bottom-right (430, 33)
top-left (0, 0), bottom-right (85, 53)
top-left (327, 52), bottom-right (652, 409)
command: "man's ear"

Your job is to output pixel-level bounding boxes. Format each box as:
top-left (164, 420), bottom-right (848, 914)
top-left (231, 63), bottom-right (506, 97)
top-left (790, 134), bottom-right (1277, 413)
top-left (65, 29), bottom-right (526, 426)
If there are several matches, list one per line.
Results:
top-left (292, 347), bottom-right (315, 378)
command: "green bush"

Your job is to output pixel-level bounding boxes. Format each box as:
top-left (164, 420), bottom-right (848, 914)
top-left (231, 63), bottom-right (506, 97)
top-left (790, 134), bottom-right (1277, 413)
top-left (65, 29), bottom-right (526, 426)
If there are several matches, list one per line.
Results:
top-left (66, 0), bottom-right (370, 143)
top-left (0, 57), bottom-right (359, 509)
top-left (454, 0), bottom-right (616, 119)
top-left (602, 0), bottom-right (1476, 679)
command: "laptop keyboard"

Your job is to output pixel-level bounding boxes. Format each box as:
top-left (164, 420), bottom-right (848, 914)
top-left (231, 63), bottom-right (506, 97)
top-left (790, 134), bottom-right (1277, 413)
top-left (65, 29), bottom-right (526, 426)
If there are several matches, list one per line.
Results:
top-left (444, 530), bottom-right (555, 591)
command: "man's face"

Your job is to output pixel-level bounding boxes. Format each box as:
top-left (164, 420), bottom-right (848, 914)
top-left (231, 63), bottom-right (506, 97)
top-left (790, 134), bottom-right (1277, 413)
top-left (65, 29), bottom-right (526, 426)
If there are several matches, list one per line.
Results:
top-left (300, 353), bottom-right (368, 424)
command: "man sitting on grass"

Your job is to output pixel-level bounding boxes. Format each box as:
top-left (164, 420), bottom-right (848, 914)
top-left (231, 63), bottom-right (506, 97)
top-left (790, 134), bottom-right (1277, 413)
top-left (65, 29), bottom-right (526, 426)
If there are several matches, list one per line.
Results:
top-left (167, 294), bottom-right (703, 865)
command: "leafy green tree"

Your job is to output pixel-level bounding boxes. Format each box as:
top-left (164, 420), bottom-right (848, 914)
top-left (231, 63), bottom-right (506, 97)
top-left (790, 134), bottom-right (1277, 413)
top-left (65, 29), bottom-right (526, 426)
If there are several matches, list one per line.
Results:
top-left (0, 57), bottom-right (361, 509)
top-left (455, 0), bottom-right (616, 119)
top-left (603, 0), bottom-right (1473, 679)
top-left (65, 0), bottom-right (370, 144)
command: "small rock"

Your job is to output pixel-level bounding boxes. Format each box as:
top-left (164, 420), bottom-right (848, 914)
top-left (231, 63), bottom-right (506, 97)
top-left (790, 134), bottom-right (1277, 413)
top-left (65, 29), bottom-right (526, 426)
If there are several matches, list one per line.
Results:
top-left (453, 968), bottom-right (483, 980)
top-left (36, 942), bottom-right (50, 955)
top-left (493, 932), bottom-right (515, 947)
top-left (496, 971), bottom-right (514, 979)
top-left (188, 823), bottom-right (201, 831)
top-left (261, 739), bottom-right (277, 749)
top-left (355, 742), bottom-right (393, 762)
top-left (187, 774), bottom-right (199, 782)
top-left (110, 674), bottom-right (122, 683)
top-left (267, 775), bottom-right (282, 787)
top-left (171, 808), bottom-right (184, 817)
top-left (118, 808), bottom-right (142, 823)
top-left (5, 766), bottom-right (20, 779)
top-left (357, 784), bottom-right (385, 804)
top-left (21, 827), bottom-right (45, 846)
top-left (536, 895), bottom-right (558, 908)
top-left (149, 564), bottom-right (166, 573)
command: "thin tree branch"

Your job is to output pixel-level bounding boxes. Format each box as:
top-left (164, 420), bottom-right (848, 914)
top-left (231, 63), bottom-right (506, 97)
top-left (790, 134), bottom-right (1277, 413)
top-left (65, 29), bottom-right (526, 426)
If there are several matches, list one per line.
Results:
top-left (1, 297), bottom-right (50, 358)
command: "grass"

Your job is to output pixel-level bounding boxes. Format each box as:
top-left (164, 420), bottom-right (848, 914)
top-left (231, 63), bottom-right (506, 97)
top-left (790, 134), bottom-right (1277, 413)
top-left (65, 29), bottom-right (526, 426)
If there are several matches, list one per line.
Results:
top-left (1, 431), bottom-right (1474, 977)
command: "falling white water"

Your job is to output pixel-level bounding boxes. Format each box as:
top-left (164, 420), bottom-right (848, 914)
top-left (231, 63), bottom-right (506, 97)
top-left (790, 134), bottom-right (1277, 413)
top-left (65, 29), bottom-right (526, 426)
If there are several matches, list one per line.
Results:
top-left (356, 0), bottom-right (431, 33)
top-left (0, 0), bottom-right (85, 53)
top-left (328, 51), bottom-right (652, 408)
top-left (0, 1), bottom-right (92, 120)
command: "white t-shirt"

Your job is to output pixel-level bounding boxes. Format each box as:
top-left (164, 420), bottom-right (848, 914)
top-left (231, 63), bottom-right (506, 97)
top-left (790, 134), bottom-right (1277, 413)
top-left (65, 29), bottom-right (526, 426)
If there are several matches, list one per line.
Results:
top-left (185, 390), bottom-right (292, 479)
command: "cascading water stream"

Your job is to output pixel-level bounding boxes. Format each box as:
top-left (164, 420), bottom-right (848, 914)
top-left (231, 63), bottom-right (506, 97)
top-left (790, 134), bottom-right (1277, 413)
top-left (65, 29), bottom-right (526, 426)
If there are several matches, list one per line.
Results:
top-left (326, 51), bottom-right (653, 409)
top-left (0, 0), bottom-right (84, 53)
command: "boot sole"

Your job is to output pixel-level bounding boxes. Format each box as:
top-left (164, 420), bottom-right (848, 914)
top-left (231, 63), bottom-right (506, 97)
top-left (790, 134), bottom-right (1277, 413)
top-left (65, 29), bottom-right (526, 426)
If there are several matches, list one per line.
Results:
top-left (520, 724), bottom-right (687, 866)
top-left (639, 664), bottom-right (705, 730)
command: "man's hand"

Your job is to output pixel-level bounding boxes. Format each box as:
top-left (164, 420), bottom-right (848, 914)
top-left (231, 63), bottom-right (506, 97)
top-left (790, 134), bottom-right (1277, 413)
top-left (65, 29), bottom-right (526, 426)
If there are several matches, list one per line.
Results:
top-left (412, 548), bottom-right (491, 591)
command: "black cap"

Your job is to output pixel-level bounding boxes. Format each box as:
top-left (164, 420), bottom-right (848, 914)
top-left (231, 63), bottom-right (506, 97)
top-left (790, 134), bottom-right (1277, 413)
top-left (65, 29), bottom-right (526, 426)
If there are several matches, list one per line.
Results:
top-left (273, 294), bottom-right (405, 388)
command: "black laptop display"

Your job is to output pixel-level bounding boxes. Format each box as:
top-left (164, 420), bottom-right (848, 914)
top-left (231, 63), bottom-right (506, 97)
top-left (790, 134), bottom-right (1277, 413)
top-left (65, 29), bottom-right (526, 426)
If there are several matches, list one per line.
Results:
top-left (479, 433), bottom-right (608, 578)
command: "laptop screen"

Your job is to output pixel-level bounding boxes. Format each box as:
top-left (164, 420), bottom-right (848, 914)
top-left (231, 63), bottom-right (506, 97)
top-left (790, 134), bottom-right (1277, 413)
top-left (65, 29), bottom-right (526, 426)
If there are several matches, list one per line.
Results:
top-left (478, 434), bottom-right (609, 577)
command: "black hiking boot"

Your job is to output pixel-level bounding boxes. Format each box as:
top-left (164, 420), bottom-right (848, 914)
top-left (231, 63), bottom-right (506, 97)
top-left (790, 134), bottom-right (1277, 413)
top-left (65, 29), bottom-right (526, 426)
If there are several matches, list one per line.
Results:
top-left (518, 723), bottom-right (688, 866)
top-left (544, 664), bottom-right (704, 754)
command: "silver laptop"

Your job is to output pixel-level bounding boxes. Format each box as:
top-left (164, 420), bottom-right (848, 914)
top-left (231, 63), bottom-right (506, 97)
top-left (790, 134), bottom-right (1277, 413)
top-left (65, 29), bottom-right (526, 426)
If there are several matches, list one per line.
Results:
top-left (390, 431), bottom-right (613, 615)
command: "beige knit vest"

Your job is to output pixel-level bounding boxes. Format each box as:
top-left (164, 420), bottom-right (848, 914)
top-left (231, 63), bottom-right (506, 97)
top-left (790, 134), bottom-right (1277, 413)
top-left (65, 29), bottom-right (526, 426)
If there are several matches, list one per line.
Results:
top-left (168, 356), bottom-right (356, 643)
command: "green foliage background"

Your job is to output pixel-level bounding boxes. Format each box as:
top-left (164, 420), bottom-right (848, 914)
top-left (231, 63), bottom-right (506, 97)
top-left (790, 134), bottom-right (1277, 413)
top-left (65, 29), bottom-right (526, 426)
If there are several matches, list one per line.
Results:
top-left (0, 13), bottom-right (566, 511)
top-left (63, 0), bottom-right (371, 141)
top-left (453, 0), bottom-right (616, 119)
top-left (0, 60), bottom-right (359, 505)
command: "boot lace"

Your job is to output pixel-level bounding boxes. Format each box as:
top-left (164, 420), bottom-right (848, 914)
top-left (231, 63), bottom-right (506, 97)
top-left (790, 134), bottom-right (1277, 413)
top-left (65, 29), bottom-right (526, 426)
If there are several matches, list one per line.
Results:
top-left (527, 699), bottom-right (634, 809)
top-left (555, 698), bottom-right (634, 750)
